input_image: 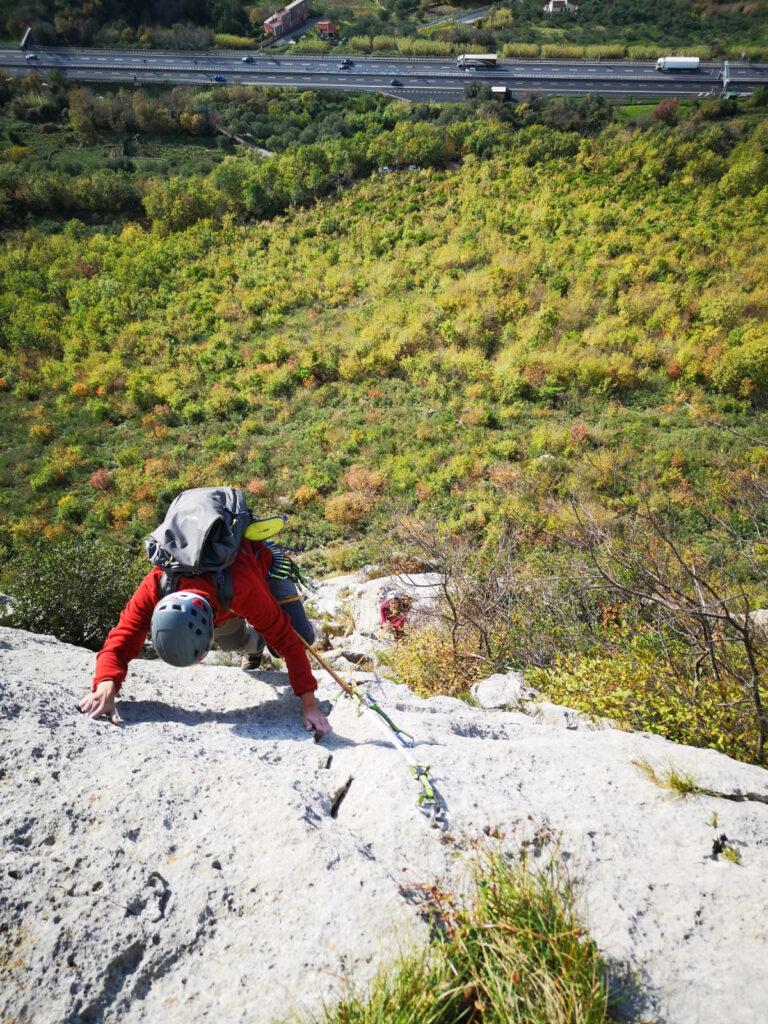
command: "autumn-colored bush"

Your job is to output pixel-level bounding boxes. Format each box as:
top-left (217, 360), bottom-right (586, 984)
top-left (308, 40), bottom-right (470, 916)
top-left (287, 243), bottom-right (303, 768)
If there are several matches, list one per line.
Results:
top-left (88, 468), bottom-right (114, 491)
top-left (294, 485), bottom-right (320, 505)
top-left (324, 491), bottom-right (374, 526)
top-left (379, 624), bottom-right (486, 698)
top-left (344, 464), bottom-right (384, 494)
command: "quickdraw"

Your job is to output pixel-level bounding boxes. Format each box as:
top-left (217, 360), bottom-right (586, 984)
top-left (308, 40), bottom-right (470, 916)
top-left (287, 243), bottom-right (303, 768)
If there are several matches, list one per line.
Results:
top-left (297, 635), bottom-right (448, 829)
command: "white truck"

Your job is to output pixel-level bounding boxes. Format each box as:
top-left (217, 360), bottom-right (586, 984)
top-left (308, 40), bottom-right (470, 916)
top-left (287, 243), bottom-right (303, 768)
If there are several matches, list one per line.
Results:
top-left (456, 53), bottom-right (498, 68)
top-left (656, 56), bottom-right (700, 72)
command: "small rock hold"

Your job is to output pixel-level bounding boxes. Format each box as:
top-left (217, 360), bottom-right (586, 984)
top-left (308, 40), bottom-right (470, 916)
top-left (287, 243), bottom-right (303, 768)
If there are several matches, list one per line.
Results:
top-left (211, 859), bottom-right (222, 870)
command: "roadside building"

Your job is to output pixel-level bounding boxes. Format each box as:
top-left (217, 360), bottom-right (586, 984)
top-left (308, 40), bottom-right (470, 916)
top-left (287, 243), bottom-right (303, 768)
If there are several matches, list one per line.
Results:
top-left (317, 20), bottom-right (339, 39)
top-left (264, 0), bottom-right (309, 38)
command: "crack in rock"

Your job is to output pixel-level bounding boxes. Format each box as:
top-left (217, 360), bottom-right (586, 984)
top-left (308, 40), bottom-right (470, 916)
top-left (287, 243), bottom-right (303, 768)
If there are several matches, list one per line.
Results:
top-left (330, 776), bottom-right (354, 819)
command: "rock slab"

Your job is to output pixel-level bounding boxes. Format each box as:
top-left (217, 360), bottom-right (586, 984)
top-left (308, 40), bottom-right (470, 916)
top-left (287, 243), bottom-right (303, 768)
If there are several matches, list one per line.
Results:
top-left (2, 626), bottom-right (768, 1024)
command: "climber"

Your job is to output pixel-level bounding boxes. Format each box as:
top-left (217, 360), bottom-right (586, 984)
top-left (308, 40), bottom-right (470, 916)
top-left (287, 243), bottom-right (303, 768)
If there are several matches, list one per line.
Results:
top-left (379, 590), bottom-right (413, 641)
top-left (77, 536), bottom-right (330, 735)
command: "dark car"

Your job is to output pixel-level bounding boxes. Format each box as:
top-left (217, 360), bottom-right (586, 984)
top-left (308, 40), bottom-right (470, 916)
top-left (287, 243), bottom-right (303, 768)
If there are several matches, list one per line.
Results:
top-left (213, 75), bottom-right (226, 82)
top-left (390, 78), bottom-right (402, 86)
top-left (241, 55), bottom-right (254, 63)
top-left (338, 58), bottom-right (353, 68)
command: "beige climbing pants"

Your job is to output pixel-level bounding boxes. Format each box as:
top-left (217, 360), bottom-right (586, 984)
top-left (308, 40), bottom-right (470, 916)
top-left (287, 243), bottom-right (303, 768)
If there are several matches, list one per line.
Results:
top-left (213, 617), bottom-right (263, 654)
top-left (211, 576), bottom-right (315, 654)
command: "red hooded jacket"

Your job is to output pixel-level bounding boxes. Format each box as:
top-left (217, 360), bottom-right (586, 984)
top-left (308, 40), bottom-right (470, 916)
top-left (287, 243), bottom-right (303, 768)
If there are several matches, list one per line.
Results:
top-left (92, 541), bottom-right (316, 697)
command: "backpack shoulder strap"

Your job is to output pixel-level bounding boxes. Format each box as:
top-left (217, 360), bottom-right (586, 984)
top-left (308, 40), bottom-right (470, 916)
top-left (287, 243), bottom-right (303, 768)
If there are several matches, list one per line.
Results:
top-left (213, 569), bottom-right (234, 612)
top-left (159, 568), bottom-right (233, 612)
top-left (158, 570), bottom-right (182, 598)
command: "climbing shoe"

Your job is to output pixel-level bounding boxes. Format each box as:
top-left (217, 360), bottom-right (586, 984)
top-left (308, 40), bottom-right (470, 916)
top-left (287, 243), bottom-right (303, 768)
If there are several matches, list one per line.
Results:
top-left (241, 651), bottom-right (263, 671)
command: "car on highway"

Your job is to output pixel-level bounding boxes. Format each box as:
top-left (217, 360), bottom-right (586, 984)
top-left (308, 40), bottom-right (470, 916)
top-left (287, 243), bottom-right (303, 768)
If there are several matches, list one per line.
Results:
top-left (213, 75), bottom-right (226, 82)
top-left (337, 58), bottom-right (353, 69)
top-left (390, 78), bottom-right (402, 86)
top-left (25, 52), bottom-right (38, 60)
top-left (241, 55), bottom-right (254, 63)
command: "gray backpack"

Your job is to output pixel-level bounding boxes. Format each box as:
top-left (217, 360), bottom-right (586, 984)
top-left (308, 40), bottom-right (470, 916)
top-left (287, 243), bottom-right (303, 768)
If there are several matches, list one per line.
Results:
top-left (145, 487), bottom-right (253, 607)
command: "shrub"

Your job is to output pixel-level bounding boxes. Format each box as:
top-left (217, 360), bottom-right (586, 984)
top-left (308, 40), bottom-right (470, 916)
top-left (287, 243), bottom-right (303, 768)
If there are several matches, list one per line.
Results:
top-left (710, 329), bottom-right (768, 402)
top-left (213, 34), bottom-right (255, 48)
top-left (380, 623), bottom-right (485, 698)
top-left (294, 484), bottom-right (320, 505)
top-left (324, 490), bottom-right (374, 526)
top-left (502, 43), bottom-right (540, 58)
top-left (344, 464), bottom-right (383, 493)
top-left (652, 99), bottom-right (679, 126)
top-left (2, 535), bottom-right (145, 651)
top-left (246, 478), bottom-right (269, 496)
top-left (528, 634), bottom-right (757, 763)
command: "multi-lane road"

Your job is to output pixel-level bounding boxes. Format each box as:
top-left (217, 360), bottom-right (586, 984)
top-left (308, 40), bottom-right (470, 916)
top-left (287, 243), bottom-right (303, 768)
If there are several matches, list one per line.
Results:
top-left (2, 45), bottom-right (768, 102)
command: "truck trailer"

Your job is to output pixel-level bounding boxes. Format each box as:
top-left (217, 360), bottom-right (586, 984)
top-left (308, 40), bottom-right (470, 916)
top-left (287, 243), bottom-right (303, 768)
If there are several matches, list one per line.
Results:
top-left (456, 53), bottom-right (498, 68)
top-left (656, 56), bottom-right (700, 72)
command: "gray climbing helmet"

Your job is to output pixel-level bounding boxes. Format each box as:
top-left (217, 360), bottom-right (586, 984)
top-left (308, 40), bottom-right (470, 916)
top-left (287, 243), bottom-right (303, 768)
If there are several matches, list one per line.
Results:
top-left (150, 591), bottom-right (214, 667)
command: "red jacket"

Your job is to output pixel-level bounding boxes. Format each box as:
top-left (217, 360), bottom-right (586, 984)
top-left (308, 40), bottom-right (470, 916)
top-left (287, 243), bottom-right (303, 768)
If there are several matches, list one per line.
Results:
top-left (93, 541), bottom-right (316, 697)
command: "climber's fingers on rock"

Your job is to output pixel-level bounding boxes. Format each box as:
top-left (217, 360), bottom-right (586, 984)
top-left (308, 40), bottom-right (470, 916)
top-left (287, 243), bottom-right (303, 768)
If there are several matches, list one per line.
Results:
top-left (78, 690), bottom-right (120, 724)
top-left (77, 692), bottom-right (99, 716)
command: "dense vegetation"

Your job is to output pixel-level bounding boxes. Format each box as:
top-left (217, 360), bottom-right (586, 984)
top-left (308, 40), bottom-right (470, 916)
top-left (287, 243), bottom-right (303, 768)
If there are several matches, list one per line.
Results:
top-left (1, 76), bottom-right (767, 763)
top-left (3, 0), bottom-right (768, 57)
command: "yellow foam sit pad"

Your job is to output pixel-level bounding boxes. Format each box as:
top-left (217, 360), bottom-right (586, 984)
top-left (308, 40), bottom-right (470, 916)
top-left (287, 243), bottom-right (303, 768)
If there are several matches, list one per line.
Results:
top-left (244, 516), bottom-right (286, 541)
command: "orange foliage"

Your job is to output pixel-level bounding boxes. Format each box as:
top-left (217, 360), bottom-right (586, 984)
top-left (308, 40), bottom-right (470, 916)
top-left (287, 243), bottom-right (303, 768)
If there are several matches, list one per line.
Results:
top-left (88, 468), bottom-right (113, 491)
top-left (344, 464), bottom-right (384, 493)
top-left (143, 458), bottom-right (168, 477)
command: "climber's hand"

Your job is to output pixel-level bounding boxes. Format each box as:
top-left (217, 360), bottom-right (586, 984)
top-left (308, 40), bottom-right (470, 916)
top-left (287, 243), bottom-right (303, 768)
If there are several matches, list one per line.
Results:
top-left (301, 695), bottom-right (331, 736)
top-left (78, 680), bottom-right (121, 726)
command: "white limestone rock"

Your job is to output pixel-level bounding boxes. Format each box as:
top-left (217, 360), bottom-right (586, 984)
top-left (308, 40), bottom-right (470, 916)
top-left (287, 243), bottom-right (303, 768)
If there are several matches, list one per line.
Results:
top-left (470, 671), bottom-right (537, 709)
top-left (2, 625), bottom-right (768, 1024)
top-left (0, 593), bottom-right (14, 626)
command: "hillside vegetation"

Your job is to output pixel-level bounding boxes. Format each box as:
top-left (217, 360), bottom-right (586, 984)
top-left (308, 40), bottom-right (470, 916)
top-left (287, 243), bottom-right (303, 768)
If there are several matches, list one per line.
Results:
top-left (3, 0), bottom-right (768, 56)
top-left (2, 81), bottom-right (767, 764)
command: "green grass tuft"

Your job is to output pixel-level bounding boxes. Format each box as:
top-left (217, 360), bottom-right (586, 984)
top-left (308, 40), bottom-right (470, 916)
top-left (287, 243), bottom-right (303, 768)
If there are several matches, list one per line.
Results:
top-left (633, 760), bottom-right (702, 797)
top-left (309, 852), bottom-right (611, 1024)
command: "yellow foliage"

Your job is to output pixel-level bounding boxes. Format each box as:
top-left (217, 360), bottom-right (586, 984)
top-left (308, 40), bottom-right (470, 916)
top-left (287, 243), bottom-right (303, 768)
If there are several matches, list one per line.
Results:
top-left (325, 490), bottom-right (374, 525)
top-left (379, 625), bottom-right (486, 699)
top-left (143, 458), bottom-right (168, 478)
top-left (28, 423), bottom-right (52, 442)
top-left (111, 502), bottom-right (133, 523)
top-left (294, 484), bottom-right (320, 505)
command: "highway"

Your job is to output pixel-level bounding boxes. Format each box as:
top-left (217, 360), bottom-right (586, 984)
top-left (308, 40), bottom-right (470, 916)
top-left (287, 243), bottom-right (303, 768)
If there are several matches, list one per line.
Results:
top-left (2, 45), bottom-right (767, 102)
